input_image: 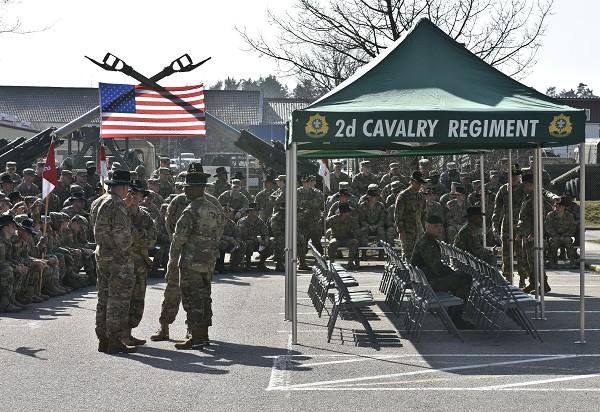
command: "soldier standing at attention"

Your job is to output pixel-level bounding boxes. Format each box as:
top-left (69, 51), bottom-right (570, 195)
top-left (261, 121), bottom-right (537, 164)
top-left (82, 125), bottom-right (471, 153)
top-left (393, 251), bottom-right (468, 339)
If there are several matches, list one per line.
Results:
top-left (255, 175), bottom-right (275, 222)
top-left (327, 204), bottom-right (360, 269)
top-left (269, 202), bottom-right (308, 272)
top-left (93, 170), bottom-right (136, 354)
top-left (171, 170), bottom-right (224, 349)
top-left (151, 163), bottom-right (221, 342)
top-left (297, 174), bottom-right (325, 257)
top-left (124, 180), bottom-right (157, 347)
top-left (394, 171), bottom-right (427, 260)
top-left (351, 160), bottom-right (379, 197)
top-left (454, 207), bottom-right (496, 266)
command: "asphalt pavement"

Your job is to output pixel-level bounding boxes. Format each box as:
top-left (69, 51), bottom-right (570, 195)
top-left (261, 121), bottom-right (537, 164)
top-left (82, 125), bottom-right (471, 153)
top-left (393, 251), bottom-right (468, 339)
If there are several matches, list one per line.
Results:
top-left (1, 234), bottom-right (600, 411)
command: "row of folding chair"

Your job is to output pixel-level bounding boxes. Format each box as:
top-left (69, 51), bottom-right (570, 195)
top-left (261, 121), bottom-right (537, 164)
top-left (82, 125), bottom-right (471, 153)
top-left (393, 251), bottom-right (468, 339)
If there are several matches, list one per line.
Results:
top-left (379, 241), bottom-right (413, 316)
top-left (439, 242), bottom-right (542, 341)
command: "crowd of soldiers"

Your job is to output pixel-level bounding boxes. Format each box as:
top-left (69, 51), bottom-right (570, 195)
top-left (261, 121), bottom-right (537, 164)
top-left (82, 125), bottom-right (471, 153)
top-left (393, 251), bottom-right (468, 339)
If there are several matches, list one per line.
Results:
top-left (0, 153), bottom-right (581, 340)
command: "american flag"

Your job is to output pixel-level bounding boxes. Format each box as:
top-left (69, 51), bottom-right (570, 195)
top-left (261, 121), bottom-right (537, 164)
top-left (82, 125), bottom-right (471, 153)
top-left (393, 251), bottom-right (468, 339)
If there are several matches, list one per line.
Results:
top-left (99, 83), bottom-right (206, 138)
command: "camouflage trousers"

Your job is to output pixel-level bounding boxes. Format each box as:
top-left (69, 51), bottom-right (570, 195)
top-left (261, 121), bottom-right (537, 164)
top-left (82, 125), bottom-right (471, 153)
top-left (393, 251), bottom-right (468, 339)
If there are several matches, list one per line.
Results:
top-left (180, 268), bottom-right (212, 329)
top-left (358, 226), bottom-right (385, 246)
top-left (11, 265), bottom-right (27, 296)
top-left (385, 226), bottom-right (398, 247)
top-left (0, 263), bottom-right (14, 299)
top-left (272, 234), bottom-right (306, 263)
top-left (445, 224), bottom-right (461, 244)
top-left (548, 236), bottom-right (576, 262)
top-left (51, 251), bottom-right (67, 281)
top-left (95, 254), bottom-right (135, 340)
top-left (401, 229), bottom-right (422, 261)
top-left (328, 237), bottom-right (359, 260)
top-left (129, 254), bottom-right (149, 329)
top-left (158, 248), bottom-right (182, 325)
top-left (500, 232), bottom-right (526, 277)
top-left (243, 239), bottom-right (274, 259)
top-left (217, 239), bottom-right (246, 267)
top-left (299, 222), bottom-right (324, 255)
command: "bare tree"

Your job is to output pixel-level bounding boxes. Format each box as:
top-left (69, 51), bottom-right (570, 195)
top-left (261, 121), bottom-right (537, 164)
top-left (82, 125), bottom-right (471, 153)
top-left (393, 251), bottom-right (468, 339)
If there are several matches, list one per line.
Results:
top-left (238, 0), bottom-right (553, 91)
top-left (1, 0), bottom-right (51, 35)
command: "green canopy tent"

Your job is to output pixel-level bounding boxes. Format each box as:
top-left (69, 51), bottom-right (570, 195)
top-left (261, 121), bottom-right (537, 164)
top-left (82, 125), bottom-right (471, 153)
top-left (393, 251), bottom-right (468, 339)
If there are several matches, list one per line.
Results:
top-left (284, 18), bottom-right (587, 344)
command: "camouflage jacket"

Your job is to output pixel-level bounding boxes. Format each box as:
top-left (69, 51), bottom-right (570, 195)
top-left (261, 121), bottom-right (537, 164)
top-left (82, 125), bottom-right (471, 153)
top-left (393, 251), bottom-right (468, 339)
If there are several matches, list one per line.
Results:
top-left (411, 232), bottom-right (456, 280)
top-left (329, 171), bottom-right (350, 194)
top-left (326, 214), bottom-right (359, 240)
top-left (14, 182), bottom-right (40, 197)
top-left (172, 196), bottom-right (224, 271)
top-left (394, 187), bottom-right (426, 234)
top-left (453, 222), bottom-right (494, 262)
top-left (131, 205), bottom-right (157, 264)
top-left (218, 191), bottom-right (250, 214)
top-left (297, 187), bottom-right (324, 222)
top-left (222, 217), bottom-right (242, 243)
top-left (214, 180), bottom-right (230, 199)
top-left (268, 210), bottom-right (285, 239)
top-left (93, 192), bottom-right (132, 258)
top-left (351, 173), bottom-right (379, 197)
top-left (444, 199), bottom-right (472, 227)
top-left (238, 215), bottom-right (269, 241)
top-left (545, 210), bottom-right (576, 238)
top-left (426, 201), bottom-right (445, 224)
top-left (358, 201), bottom-right (385, 228)
top-left (255, 188), bottom-right (274, 221)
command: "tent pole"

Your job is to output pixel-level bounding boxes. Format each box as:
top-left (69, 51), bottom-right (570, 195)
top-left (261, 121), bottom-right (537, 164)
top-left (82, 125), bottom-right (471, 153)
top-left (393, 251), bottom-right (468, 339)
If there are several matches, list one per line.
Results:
top-left (507, 150), bottom-right (514, 284)
top-left (291, 143), bottom-right (298, 344)
top-left (479, 152), bottom-right (486, 248)
top-left (284, 142), bottom-right (292, 321)
top-left (576, 141), bottom-right (586, 344)
top-left (535, 146), bottom-right (546, 318)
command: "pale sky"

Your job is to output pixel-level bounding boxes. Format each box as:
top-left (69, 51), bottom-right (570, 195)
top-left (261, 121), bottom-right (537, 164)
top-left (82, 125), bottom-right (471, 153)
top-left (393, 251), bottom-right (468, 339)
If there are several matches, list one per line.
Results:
top-left (0, 0), bottom-right (597, 95)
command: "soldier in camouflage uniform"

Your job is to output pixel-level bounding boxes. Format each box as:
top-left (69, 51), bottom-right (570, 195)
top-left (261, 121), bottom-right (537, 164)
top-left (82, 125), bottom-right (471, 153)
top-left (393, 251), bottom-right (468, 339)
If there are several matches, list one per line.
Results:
top-left (218, 179), bottom-right (250, 221)
top-left (428, 170), bottom-right (448, 200)
top-left (453, 207), bottom-right (496, 266)
top-left (440, 161), bottom-right (461, 191)
top-left (484, 170), bottom-right (502, 196)
top-left (546, 197), bottom-right (578, 269)
top-left (156, 168), bottom-right (175, 199)
top-left (327, 204), bottom-right (360, 269)
top-left (172, 171), bottom-right (224, 349)
top-left (269, 202), bottom-right (308, 272)
top-left (54, 170), bottom-right (74, 206)
top-left (15, 168), bottom-right (40, 197)
top-left (92, 169), bottom-right (137, 354)
top-left (149, 203), bottom-right (170, 278)
top-left (255, 175), bottom-right (275, 223)
top-left (74, 169), bottom-right (95, 200)
top-left (216, 205), bottom-right (246, 273)
top-left (562, 189), bottom-right (580, 251)
top-left (61, 192), bottom-right (89, 219)
top-left (351, 160), bottom-right (379, 197)
top-left (86, 161), bottom-right (100, 190)
top-left (379, 163), bottom-right (401, 189)
top-left (329, 161), bottom-right (350, 195)
top-left (358, 188), bottom-right (386, 257)
top-left (444, 186), bottom-right (471, 243)
top-left (269, 175), bottom-right (286, 215)
top-left (239, 203), bottom-right (274, 271)
top-left (213, 167), bottom-right (230, 198)
top-left (0, 215), bottom-right (20, 313)
top-left (517, 173), bottom-right (550, 292)
top-left (297, 175), bottom-right (325, 259)
top-left (124, 180), bottom-right (157, 347)
top-left (411, 214), bottom-right (474, 329)
top-left (327, 182), bottom-right (357, 211)
top-left (151, 163), bottom-right (222, 342)
top-left (233, 171), bottom-right (254, 202)
top-left (3, 161), bottom-right (22, 184)
top-left (66, 214), bottom-right (96, 285)
top-left (439, 181), bottom-right (458, 208)
top-left (394, 171), bottom-right (427, 260)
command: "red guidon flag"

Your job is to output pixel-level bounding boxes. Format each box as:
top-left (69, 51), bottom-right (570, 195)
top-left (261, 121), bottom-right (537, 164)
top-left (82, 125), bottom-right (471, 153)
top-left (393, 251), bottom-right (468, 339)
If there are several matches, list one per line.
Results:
top-left (97, 145), bottom-right (108, 179)
top-left (319, 159), bottom-right (330, 190)
top-left (42, 141), bottom-right (59, 199)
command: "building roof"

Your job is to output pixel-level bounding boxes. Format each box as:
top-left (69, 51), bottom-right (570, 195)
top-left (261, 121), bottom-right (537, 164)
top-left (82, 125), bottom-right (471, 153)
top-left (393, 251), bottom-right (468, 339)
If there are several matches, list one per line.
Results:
top-left (0, 85), bottom-right (306, 128)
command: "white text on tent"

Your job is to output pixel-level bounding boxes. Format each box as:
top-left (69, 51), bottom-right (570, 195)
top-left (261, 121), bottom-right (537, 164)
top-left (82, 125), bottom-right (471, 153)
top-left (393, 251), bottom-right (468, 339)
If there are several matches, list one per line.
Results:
top-left (335, 119), bottom-right (440, 138)
top-left (448, 119), bottom-right (540, 138)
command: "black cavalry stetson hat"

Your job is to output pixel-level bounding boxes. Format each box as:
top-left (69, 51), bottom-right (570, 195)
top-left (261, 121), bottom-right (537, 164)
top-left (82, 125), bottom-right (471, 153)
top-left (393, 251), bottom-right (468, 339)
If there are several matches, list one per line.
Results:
top-left (105, 170), bottom-right (131, 186)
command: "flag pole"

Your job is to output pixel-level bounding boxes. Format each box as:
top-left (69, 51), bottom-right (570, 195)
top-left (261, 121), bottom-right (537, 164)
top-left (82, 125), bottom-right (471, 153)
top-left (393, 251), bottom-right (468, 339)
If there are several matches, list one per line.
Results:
top-left (39, 195), bottom-right (49, 294)
top-left (39, 134), bottom-right (59, 294)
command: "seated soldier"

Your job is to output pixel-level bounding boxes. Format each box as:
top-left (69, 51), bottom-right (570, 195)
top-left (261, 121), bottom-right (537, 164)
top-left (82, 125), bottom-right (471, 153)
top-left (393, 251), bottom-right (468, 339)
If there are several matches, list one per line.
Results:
top-left (238, 203), bottom-right (273, 272)
top-left (326, 204), bottom-right (360, 269)
top-left (411, 214), bottom-right (475, 329)
top-left (444, 186), bottom-right (471, 243)
top-left (546, 196), bottom-right (578, 269)
top-left (216, 205), bottom-right (247, 273)
top-left (453, 207), bottom-right (496, 266)
top-left (358, 187), bottom-right (386, 259)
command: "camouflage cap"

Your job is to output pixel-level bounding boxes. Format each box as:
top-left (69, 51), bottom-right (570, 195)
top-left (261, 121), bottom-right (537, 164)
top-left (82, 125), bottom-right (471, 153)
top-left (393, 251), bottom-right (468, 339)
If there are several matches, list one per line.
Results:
top-left (22, 168), bottom-right (35, 176)
top-left (49, 212), bottom-right (64, 222)
top-left (71, 214), bottom-right (89, 226)
top-left (158, 167), bottom-right (171, 175)
top-left (6, 161), bottom-right (17, 167)
top-left (75, 169), bottom-right (87, 177)
top-left (86, 161), bottom-right (96, 169)
top-left (61, 169), bottom-right (73, 177)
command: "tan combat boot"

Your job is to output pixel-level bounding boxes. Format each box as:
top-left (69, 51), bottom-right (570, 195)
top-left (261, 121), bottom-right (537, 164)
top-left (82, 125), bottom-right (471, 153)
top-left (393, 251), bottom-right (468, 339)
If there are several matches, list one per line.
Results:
top-left (150, 323), bottom-right (169, 341)
top-left (122, 327), bottom-right (146, 346)
top-left (107, 336), bottom-right (137, 354)
top-left (0, 296), bottom-right (21, 313)
top-left (174, 327), bottom-right (204, 350)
